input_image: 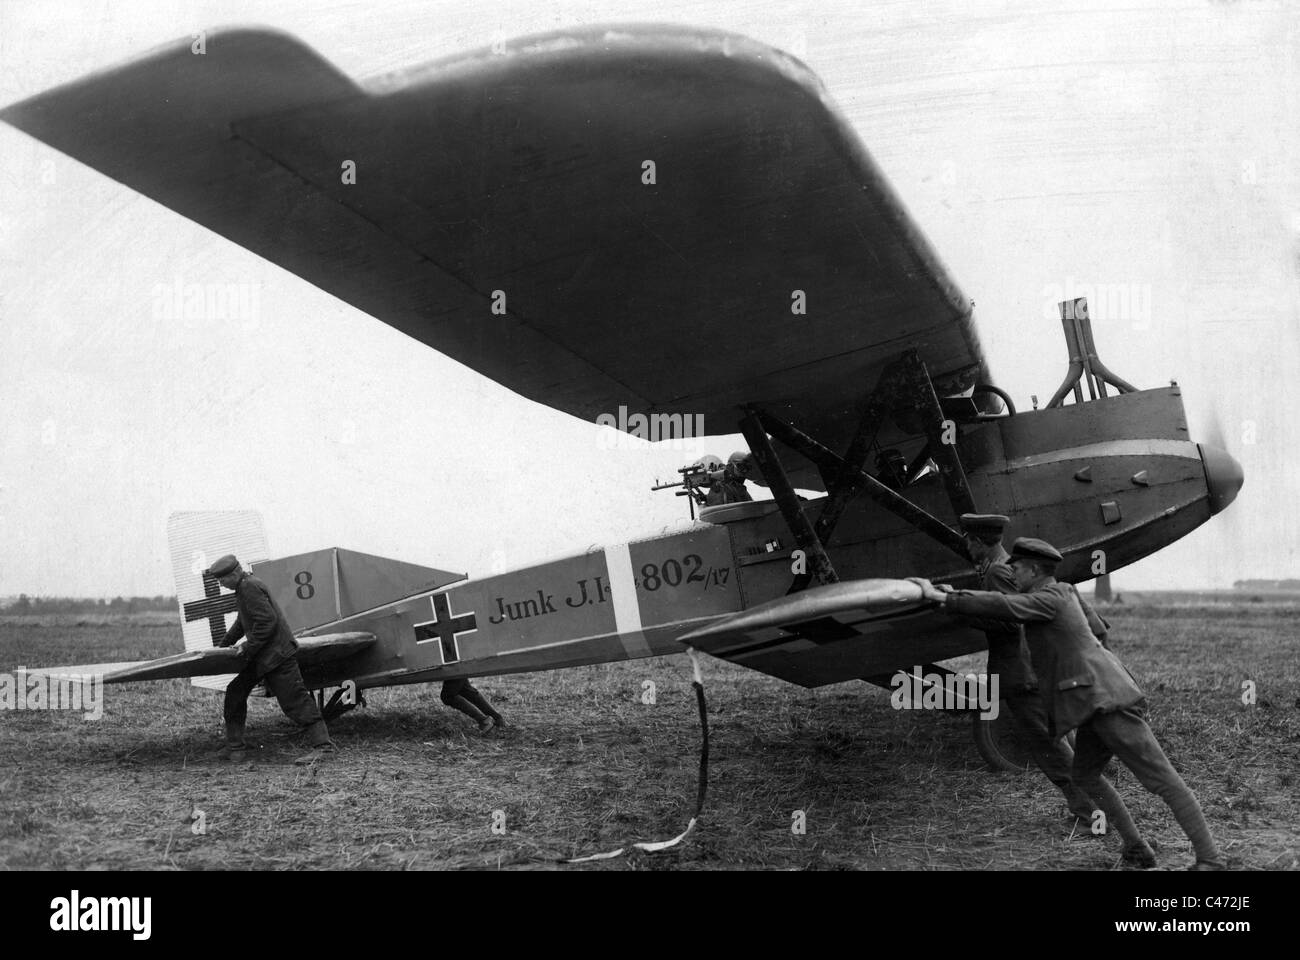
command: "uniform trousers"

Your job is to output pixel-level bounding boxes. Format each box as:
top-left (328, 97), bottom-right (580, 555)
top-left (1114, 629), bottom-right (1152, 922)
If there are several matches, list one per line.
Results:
top-left (1070, 706), bottom-right (1220, 863)
top-left (223, 657), bottom-right (323, 728)
top-left (441, 678), bottom-right (500, 719)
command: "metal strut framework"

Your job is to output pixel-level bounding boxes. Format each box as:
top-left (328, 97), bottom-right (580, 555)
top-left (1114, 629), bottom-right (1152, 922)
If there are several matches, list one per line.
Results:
top-left (738, 410), bottom-right (840, 587)
top-left (738, 350), bottom-right (980, 593)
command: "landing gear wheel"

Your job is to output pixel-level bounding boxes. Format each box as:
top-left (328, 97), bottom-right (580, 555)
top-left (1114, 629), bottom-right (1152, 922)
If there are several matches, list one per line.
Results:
top-left (319, 687), bottom-right (365, 722)
top-left (321, 700), bottom-right (353, 722)
top-left (973, 710), bottom-right (1032, 773)
top-left (974, 712), bottom-right (1077, 774)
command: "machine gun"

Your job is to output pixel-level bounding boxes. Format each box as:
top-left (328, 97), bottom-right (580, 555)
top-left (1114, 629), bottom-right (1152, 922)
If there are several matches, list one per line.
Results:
top-left (651, 457), bottom-right (726, 519)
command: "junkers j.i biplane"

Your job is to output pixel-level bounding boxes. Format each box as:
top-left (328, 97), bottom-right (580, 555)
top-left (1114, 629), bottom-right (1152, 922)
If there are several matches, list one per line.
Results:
top-left (4, 26), bottom-right (1242, 766)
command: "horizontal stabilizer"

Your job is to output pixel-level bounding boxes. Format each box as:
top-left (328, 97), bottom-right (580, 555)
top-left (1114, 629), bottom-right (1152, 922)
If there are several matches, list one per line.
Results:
top-left (679, 579), bottom-right (981, 687)
top-left (25, 632), bottom-right (376, 685)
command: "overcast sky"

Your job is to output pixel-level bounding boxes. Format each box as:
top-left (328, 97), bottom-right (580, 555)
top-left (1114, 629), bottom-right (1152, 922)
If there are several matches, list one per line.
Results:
top-left (1, 0), bottom-right (1295, 596)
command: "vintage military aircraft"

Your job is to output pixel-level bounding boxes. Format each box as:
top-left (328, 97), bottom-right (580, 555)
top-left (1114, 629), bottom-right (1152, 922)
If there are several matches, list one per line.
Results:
top-left (2, 25), bottom-right (1243, 767)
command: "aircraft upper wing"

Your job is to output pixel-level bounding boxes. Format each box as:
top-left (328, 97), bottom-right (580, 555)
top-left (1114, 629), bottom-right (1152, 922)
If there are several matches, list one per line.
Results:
top-left (1, 25), bottom-right (988, 455)
top-left (25, 632), bottom-right (376, 684)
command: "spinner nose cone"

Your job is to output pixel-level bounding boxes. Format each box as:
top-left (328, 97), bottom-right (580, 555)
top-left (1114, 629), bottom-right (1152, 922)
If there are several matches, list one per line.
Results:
top-left (1199, 444), bottom-right (1244, 515)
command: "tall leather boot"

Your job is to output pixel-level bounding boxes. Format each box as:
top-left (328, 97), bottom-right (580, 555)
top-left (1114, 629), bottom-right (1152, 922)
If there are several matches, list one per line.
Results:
top-left (221, 721), bottom-right (248, 762)
top-left (293, 719), bottom-right (337, 765)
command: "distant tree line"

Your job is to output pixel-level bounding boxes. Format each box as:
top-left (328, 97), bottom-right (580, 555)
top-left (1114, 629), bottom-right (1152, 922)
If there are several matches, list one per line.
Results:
top-left (2, 595), bottom-right (177, 614)
top-left (1233, 579), bottom-right (1300, 592)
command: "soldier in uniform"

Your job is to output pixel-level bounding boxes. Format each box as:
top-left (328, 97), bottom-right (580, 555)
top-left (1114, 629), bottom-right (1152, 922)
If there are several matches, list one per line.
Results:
top-left (911, 538), bottom-right (1225, 870)
top-left (704, 451), bottom-right (756, 506)
top-left (957, 514), bottom-right (1097, 825)
top-left (208, 554), bottom-right (337, 765)
top-left (440, 678), bottom-right (507, 733)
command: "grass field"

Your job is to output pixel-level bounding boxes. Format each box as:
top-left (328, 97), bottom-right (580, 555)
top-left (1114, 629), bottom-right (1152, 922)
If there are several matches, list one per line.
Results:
top-left (1, 603), bottom-right (1297, 870)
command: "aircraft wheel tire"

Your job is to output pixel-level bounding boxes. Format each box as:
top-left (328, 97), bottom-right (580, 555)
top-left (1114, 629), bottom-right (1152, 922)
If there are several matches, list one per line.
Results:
top-left (973, 710), bottom-right (1032, 773)
top-left (974, 711), bottom-right (1078, 773)
top-left (321, 701), bottom-right (357, 723)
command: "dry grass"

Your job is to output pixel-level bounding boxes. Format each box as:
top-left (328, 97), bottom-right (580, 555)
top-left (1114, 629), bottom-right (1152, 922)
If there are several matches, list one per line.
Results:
top-left (0, 603), bottom-right (1296, 870)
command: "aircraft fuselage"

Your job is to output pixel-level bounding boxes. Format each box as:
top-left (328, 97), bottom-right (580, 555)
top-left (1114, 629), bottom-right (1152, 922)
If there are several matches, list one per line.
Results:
top-left (298, 384), bottom-right (1240, 690)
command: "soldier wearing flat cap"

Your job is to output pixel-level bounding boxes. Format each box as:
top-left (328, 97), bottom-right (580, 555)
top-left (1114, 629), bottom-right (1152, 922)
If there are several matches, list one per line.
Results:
top-left (911, 538), bottom-right (1224, 870)
top-left (207, 554), bottom-right (337, 765)
top-left (957, 514), bottom-right (1098, 824)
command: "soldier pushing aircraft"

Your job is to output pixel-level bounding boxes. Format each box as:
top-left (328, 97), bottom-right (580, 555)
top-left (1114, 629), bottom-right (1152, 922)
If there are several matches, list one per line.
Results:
top-left (957, 514), bottom-right (1099, 826)
top-left (912, 538), bottom-right (1225, 870)
top-left (208, 554), bottom-right (337, 765)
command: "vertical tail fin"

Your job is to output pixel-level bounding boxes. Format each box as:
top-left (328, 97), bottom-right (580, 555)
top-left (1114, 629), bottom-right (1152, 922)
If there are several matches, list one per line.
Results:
top-left (165, 511), bottom-right (269, 690)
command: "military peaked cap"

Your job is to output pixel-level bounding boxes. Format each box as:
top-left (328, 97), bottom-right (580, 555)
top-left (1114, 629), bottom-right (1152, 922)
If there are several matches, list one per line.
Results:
top-left (959, 513), bottom-right (1010, 537)
top-left (207, 554), bottom-right (241, 577)
top-left (1009, 538), bottom-right (1063, 564)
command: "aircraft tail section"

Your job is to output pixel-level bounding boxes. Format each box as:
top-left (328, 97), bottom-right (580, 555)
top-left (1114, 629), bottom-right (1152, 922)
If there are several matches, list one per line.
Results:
top-left (251, 547), bottom-right (465, 633)
top-left (167, 510), bottom-right (270, 690)
top-left (166, 512), bottom-right (464, 689)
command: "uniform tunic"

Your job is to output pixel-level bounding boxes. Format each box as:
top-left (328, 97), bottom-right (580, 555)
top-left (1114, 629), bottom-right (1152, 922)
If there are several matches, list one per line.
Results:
top-left (945, 576), bottom-right (1221, 863)
top-left (946, 579), bottom-right (1143, 736)
top-left (971, 551), bottom-right (1094, 818)
top-left (218, 573), bottom-right (322, 728)
top-left (220, 575), bottom-right (299, 676)
top-left (976, 549), bottom-right (1037, 692)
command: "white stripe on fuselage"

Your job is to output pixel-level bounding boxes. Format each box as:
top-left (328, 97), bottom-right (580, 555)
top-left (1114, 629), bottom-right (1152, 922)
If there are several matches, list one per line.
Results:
top-left (604, 543), bottom-right (651, 658)
top-left (1001, 438), bottom-right (1200, 472)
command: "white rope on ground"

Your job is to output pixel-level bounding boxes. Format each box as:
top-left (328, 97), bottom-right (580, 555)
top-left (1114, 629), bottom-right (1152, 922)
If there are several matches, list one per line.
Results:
top-left (560, 646), bottom-right (709, 864)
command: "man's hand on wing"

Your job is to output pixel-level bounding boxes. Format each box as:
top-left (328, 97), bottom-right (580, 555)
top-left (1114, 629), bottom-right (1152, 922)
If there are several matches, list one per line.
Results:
top-left (907, 577), bottom-right (952, 603)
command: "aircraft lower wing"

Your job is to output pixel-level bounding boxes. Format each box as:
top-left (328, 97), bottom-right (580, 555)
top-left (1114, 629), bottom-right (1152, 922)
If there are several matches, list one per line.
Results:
top-left (25, 632), bottom-right (376, 684)
top-left (678, 579), bottom-right (986, 687)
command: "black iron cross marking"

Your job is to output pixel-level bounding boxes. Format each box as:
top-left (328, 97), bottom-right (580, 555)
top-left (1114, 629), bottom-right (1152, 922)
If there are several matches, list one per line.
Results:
top-left (414, 593), bottom-right (477, 664)
top-left (183, 572), bottom-right (238, 646)
top-left (718, 616), bottom-right (861, 660)
top-left (788, 616), bottom-right (861, 644)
